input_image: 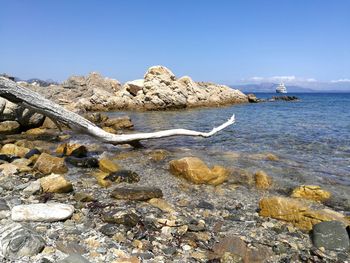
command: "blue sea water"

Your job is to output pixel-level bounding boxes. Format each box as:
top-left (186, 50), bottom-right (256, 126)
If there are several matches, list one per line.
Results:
top-left (109, 93), bottom-right (350, 200)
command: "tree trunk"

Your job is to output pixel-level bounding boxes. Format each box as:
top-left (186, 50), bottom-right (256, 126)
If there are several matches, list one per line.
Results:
top-left (0, 77), bottom-right (235, 145)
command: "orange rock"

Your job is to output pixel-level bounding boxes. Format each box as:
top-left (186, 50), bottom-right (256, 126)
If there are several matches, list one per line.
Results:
top-left (40, 174), bottom-right (73, 193)
top-left (99, 158), bottom-right (120, 173)
top-left (33, 153), bottom-right (68, 174)
top-left (0, 144), bottom-right (30, 158)
top-left (259, 196), bottom-right (348, 231)
top-left (169, 157), bottom-right (229, 185)
top-left (255, 170), bottom-right (273, 190)
top-left (291, 185), bottom-right (331, 202)
top-left (56, 143), bottom-right (87, 158)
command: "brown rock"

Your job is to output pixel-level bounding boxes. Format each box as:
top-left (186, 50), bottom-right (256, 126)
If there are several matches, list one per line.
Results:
top-left (291, 185), bottom-right (331, 202)
top-left (103, 116), bottom-right (133, 130)
top-left (148, 198), bottom-right (175, 214)
top-left (99, 158), bottom-right (120, 173)
top-left (0, 121), bottom-right (20, 135)
top-left (93, 171), bottom-right (112, 188)
top-left (259, 196), bottom-right (349, 231)
top-left (0, 163), bottom-right (19, 176)
top-left (56, 143), bottom-right (87, 158)
top-left (111, 186), bottom-right (163, 201)
top-left (33, 153), bottom-right (68, 174)
top-left (148, 149), bottom-right (169, 162)
top-left (254, 170), bottom-right (272, 190)
top-left (40, 174), bottom-right (73, 193)
top-left (11, 158), bottom-right (32, 172)
top-left (0, 144), bottom-right (30, 158)
top-left (169, 157), bottom-right (229, 185)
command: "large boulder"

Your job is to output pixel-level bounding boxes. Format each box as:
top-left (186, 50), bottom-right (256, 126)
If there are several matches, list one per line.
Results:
top-left (259, 196), bottom-right (350, 231)
top-left (169, 157), bottom-right (229, 185)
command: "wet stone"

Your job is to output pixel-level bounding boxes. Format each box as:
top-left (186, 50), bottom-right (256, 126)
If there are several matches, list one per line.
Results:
top-left (111, 186), bottom-right (163, 201)
top-left (74, 192), bottom-right (95, 202)
top-left (105, 170), bottom-right (140, 184)
top-left (24, 148), bottom-right (41, 159)
top-left (197, 200), bottom-right (214, 210)
top-left (0, 154), bottom-right (19, 162)
top-left (99, 223), bottom-right (119, 237)
top-left (65, 156), bottom-right (99, 168)
top-left (0, 199), bottom-right (10, 219)
top-left (56, 241), bottom-right (88, 255)
top-left (312, 221), bottom-right (350, 251)
top-left (0, 222), bottom-right (45, 258)
top-left (57, 254), bottom-right (91, 263)
top-left (102, 210), bottom-right (140, 227)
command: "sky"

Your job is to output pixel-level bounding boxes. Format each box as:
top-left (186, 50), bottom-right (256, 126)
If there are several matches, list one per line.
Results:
top-left (0, 0), bottom-right (349, 85)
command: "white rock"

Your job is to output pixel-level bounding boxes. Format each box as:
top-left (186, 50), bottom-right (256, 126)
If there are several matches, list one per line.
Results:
top-left (11, 203), bottom-right (74, 222)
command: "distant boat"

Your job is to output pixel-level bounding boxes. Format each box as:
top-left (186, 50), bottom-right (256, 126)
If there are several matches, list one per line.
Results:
top-left (276, 83), bottom-right (287, 93)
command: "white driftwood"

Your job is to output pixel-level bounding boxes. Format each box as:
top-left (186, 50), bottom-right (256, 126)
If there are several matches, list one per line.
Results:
top-left (0, 77), bottom-right (235, 144)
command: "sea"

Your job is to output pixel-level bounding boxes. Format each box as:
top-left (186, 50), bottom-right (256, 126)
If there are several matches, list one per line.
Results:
top-left (108, 93), bottom-right (350, 207)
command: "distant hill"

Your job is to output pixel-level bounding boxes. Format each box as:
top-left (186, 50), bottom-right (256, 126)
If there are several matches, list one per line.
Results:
top-left (231, 83), bottom-right (315, 93)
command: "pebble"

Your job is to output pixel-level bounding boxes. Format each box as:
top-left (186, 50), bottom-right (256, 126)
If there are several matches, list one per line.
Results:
top-left (57, 254), bottom-right (91, 263)
top-left (11, 203), bottom-right (74, 222)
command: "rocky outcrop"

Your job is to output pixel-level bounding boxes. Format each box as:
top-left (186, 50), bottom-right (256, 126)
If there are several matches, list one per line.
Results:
top-left (115, 66), bottom-right (247, 110)
top-left (23, 66), bottom-right (247, 112)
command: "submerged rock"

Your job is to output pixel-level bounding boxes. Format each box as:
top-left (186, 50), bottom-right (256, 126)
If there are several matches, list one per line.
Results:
top-left (34, 153), bottom-right (68, 174)
top-left (11, 203), bottom-right (74, 222)
top-left (0, 223), bottom-right (45, 258)
top-left (259, 196), bottom-right (349, 230)
top-left (291, 185), bottom-right (331, 202)
top-left (105, 170), bottom-right (140, 184)
top-left (103, 116), bottom-right (134, 130)
top-left (111, 186), bottom-right (163, 201)
top-left (65, 156), bottom-right (99, 168)
top-left (312, 221), bottom-right (350, 251)
top-left (254, 170), bottom-right (273, 190)
top-left (169, 157), bottom-right (229, 185)
top-left (98, 158), bottom-right (120, 173)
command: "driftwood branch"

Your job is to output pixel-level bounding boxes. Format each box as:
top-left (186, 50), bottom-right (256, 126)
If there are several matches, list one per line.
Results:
top-left (0, 77), bottom-right (235, 144)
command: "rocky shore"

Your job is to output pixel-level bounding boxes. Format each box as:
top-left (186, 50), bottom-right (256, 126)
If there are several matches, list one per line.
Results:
top-left (0, 116), bottom-right (349, 262)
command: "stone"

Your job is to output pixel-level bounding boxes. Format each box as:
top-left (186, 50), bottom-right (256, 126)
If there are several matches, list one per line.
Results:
top-left (99, 158), bottom-right (120, 173)
top-left (65, 156), bottom-right (99, 168)
top-left (11, 158), bottom-right (32, 172)
top-left (111, 186), bottom-right (163, 201)
top-left (148, 149), bottom-right (169, 162)
top-left (103, 116), bottom-right (134, 130)
top-left (102, 210), bottom-right (140, 227)
top-left (74, 192), bottom-right (95, 202)
top-left (93, 171), bottom-right (112, 188)
top-left (312, 221), bottom-right (350, 251)
top-left (23, 180), bottom-right (42, 195)
top-left (0, 223), bottom-right (45, 258)
top-left (16, 107), bottom-right (45, 129)
top-left (247, 93), bottom-right (258, 103)
top-left (24, 148), bottom-right (41, 159)
top-left (99, 223), bottom-right (119, 236)
top-left (124, 79), bottom-right (144, 96)
top-left (254, 170), bottom-right (273, 190)
top-left (0, 120), bottom-right (20, 134)
top-left (259, 196), bottom-right (349, 230)
top-left (148, 198), bottom-right (175, 214)
top-left (0, 199), bottom-right (10, 219)
top-left (33, 153), bottom-right (68, 174)
top-left (211, 235), bottom-right (272, 262)
top-left (0, 144), bottom-right (30, 158)
top-left (56, 143), bottom-right (88, 158)
top-left (0, 163), bottom-right (19, 176)
top-left (169, 157), bottom-right (229, 185)
top-left (56, 241), bottom-right (88, 255)
top-left (40, 174), bottom-right (73, 193)
top-left (291, 185), bottom-right (331, 202)
top-left (105, 170), bottom-right (140, 184)
top-left (57, 254), bottom-right (91, 263)
top-left (11, 203), bottom-right (74, 222)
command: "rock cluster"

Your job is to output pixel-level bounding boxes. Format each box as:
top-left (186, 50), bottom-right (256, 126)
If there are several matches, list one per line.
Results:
top-left (22, 66), bottom-right (247, 111)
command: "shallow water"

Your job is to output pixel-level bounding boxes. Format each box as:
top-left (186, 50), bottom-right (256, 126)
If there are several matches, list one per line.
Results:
top-left (106, 93), bottom-right (350, 200)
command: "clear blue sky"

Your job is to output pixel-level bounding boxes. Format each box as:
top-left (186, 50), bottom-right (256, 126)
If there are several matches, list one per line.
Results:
top-left (0, 0), bottom-right (349, 83)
